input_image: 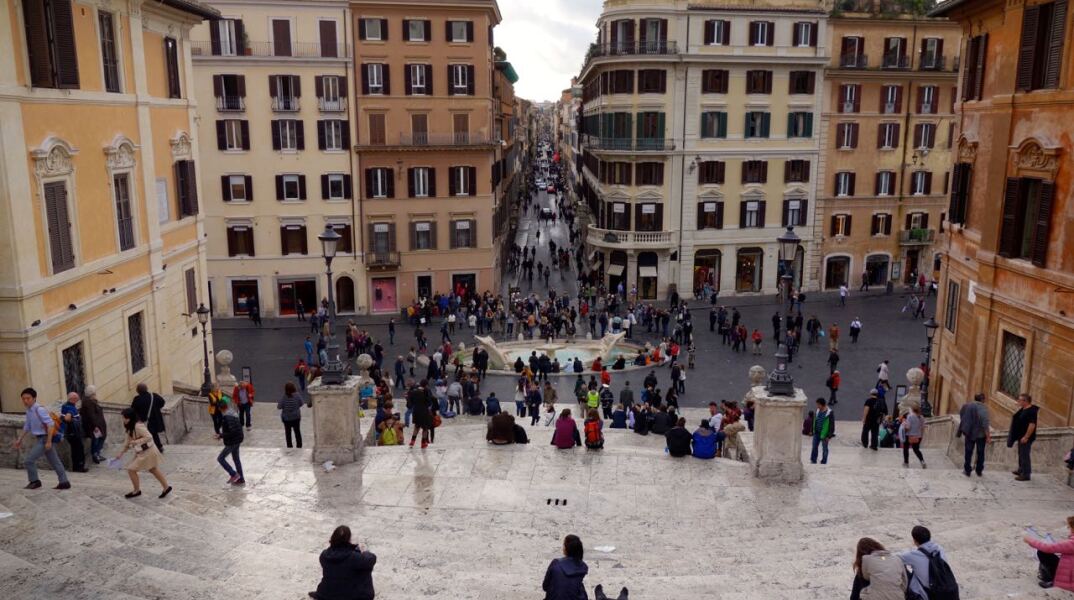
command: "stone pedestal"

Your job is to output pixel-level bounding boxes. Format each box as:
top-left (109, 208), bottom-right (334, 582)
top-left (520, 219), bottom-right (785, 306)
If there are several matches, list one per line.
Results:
top-left (748, 385), bottom-right (808, 483)
top-left (215, 349), bottom-right (237, 389)
top-left (310, 376), bottom-right (363, 465)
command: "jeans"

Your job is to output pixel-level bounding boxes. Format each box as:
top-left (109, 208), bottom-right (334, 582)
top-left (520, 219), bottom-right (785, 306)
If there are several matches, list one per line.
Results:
top-left (238, 403), bottom-right (252, 428)
top-left (861, 421), bottom-right (879, 450)
top-left (1018, 440), bottom-right (1033, 478)
top-left (515, 401), bottom-right (525, 417)
top-left (810, 435), bottom-right (829, 464)
top-left (211, 411), bottom-right (223, 435)
top-left (963, 436), bottom-right (986, 474)
top-left (283, 419), bottom-right (302, 448)
top-left (25, 436), bottom-right (69, 484)
top-left (90, 435), bottom-right (106, 459)
top-left (217, 444), bottom-right (243, 479)
top-left (65, 434), bottom-right (85, 470)
top-left (404, 408), bottom-right (413, 428)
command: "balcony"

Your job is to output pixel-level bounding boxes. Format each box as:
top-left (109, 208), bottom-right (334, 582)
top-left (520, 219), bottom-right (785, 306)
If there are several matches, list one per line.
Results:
top-left (882, 102), bottom-right (897, 114)
top-left (918, 54), bottom-right (946, 71)
top-left (899, 229), bottom-right (936, 246)
top-left (365, 251), bottom-right (400, 268)
top-left (583, 40), bottom-right (679, 71)
top-left (584, 136), bottom-right (675, 152)
top-left (587, 226), bottom-right (675, 249)
top-left (395, 132), bottom-right (494, 146)
top-left (215, 96), bottom-right (244, 111)
top-left (191, 41), bottom-right (351, 59)
top-left (882, 54), bottom-right (911, 70)
top-left (318, 97), bottom-right (347, 112)
top-left (271, 96), bottom-right (300, 112)
top-left (839, 53), bottom-right (868, 68)
top-left (919, 103), bottom-right (935, 115)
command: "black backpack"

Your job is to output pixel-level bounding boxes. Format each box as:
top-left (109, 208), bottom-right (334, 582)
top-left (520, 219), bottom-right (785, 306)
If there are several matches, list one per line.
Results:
top-left (923, 548), bottom-right (959, 600)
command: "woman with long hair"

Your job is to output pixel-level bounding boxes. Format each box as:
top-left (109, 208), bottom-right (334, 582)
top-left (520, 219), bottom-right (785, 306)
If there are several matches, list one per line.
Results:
top-left (851, 537), bottom-right (906, 600)
top-left (114, 408), bottom-right (171, 499)
top-left (551, 409), bottom-right (581, 449)
top-left (310, 525), bottom-right (377, 600)
top-left (542, 534), bottom-right (588, 600)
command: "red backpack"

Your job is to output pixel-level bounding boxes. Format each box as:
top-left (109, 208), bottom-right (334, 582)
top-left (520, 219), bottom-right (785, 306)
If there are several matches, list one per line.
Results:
top-left (584, 420), bottom-right (603, 445)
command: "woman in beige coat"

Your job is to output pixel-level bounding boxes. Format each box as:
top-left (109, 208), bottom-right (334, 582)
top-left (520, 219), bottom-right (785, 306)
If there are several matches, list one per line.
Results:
top-left (851, 537), bottom-right (907, 600)
top-left (115, 408), bottom-right (171, 498)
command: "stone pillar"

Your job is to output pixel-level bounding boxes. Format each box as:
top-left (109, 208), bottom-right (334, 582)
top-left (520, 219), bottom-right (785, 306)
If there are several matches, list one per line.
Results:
top-left (215, 349), bottom-right (237, 390)
top-left (747, 366), bottom-right (808, 482)
top-left (310, 376), bottom-right (363, 465)
top-left (897, 367), bottom-right (925, 417)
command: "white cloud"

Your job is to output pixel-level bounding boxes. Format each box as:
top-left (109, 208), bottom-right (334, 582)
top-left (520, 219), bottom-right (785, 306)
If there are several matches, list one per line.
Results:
top-left (496, 0), bottom-right (603, 101)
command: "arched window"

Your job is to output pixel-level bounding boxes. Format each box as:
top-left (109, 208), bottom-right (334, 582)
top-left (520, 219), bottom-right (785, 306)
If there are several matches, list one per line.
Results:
top-left (336, 276), bottom-right (355, 313)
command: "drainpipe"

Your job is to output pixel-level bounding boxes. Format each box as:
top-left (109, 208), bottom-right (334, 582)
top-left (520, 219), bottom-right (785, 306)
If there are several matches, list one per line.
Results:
top-left (896, 23), bottom-right (920, 284)
top-left (676, 14), bottom-right (690, 295)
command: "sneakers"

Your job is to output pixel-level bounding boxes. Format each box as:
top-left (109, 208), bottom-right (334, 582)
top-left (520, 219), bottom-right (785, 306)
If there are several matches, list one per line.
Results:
top-left (227, 475), bottom-right (239, 484)
top-left (55, 481), bottom-right (71, 490)
top-left (421, 441), bottom-right (429, 449)
top-left (24, 481), bottom-right (41, 490)
top-left (232, 478), bottom-right (245, 485)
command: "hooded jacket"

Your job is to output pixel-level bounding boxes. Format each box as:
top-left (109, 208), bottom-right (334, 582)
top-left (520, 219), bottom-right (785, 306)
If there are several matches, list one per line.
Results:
top-left (315, 545), bottom-right (376, 600)
top-left (541, 556), bottom-right (588, 600)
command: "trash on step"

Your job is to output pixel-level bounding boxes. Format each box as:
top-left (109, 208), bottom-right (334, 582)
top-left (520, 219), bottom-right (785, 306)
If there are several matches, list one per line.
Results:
top-left (322, 460), bottom-right (336, 473)
top-left (0, 512), bottom-right (13, 520)
top-left (593, 545), bottom-right (615, 553)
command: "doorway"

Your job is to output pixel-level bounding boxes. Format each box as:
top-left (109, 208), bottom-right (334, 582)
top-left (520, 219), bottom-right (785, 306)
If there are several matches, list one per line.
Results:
top-left (905, 249), bottom-right (920, 283)
top-left (452, 273), bottom-right (476, 300)
top-left (825, 256), bottom-right (850, 289)
top-left (693, 249), bottom-right (721, 296)
top-left (638, 252), bottom-right (658, 300)
top-left (336, 276), bottom-right (355, 313)
top-left (277, 279), bottom-right (317, 316)
top-left (230, 280), bottom-right (259, 315)
top-left (416, 275), bottom-right (432, 300)
top-left (371, 277), bottom-right (397, 313)
top-left (865, 254), bottom-right (890, 285)
top-left (735, 248), bottom-right (764, 292)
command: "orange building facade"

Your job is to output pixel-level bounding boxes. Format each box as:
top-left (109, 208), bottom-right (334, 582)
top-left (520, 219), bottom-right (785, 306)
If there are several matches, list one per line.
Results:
top-left (930, 0), bottom-right (1074, 425)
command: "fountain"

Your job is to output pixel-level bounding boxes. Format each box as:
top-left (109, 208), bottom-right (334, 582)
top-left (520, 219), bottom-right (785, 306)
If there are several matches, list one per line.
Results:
top-left (472, 331), bottom-right (643, 373)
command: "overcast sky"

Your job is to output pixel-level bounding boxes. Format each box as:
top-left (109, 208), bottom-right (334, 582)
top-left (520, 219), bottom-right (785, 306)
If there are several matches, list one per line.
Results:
top-left (498, 0), bottom-right (603, 102)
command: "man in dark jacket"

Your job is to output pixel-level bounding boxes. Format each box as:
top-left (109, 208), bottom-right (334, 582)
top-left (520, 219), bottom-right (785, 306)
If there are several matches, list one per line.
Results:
top-left (312, 526), bottom-right (376, 600)
top-left (406, 380), bottom-right (434, 448)
top-left (650, 405), bottom-right (674, 435)
top-left (131, 383), bottom-right (166, 452)
top-left (665, 418), bottom-right (692, 457)
top-left (217, 400), bottom-right (245, 484)
top-left (618, 381), bottom-right (634, 409)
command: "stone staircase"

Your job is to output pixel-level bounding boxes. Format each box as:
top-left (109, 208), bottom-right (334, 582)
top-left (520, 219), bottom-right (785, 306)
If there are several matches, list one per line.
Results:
top-left (1, 412), bottom-right (1072, 599)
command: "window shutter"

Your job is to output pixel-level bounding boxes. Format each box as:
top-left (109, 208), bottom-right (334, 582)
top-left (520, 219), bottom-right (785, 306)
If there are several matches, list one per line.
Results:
top-left (240, 121), bottom-right (250, 150)
top-left (871, 214), bottom-right (879, 235)
top-left (467, 22), bottom-right (474, 42)
top-left (271, 121), bottom-right (281, 150)
top-left (448, 167), bottom-right (458, 196)
top-left (342, 175), bottom-right (351, 199)
top-left (216, 121), bottom-right (227, 150)
top-left (798, 200), bottom-right (808, 226)
top-left (847, 173), bottom-right (856, 196)
top-left (405, 64), bottom-right (413, 95)
top-left (792, 23), bottom-right (800, 47)
top-left (760, 113), bottom-right (770, 138)
top-left (245, 175), bottom-right (253, 201)
top-left (922, 213), bottom-right (930, 230)
top-left (716, 202), bottom-right (724, 228)
top-left (423, 20), bottom-right (432, 42)
top-left (852, 87), bottom-right (861, 112)
top-left (804, 113), bottom-right (813, 137)
top-left (962, 37), bottom-right (976, 101)
top-left (361, 65), bottom-right (370, 95)
top-left (757, 201), bottom-right (767, 227)
top-left (467, 166), bottom-right (477, 195)
top-left (1031, 182), bottom-right (1055, 266)
top-left (428, 168), bottom-right (437, 197)
top-left (845, 215), bottom-right (852, 235)
top-left (1045, 0), bottom-right (1068, 88)
top-left (315, 76), bottom-right (323, 98)
top-left (450, 222), bottom-right (458, 249)
top-left (364, 169), bottom-right (373, 199)
top-left (782, 199), bottom-right (790, 226)
top-left (916, 85), bottom-right (924, 113)
top-left (905, 213), bottom-right (913, 231)
top-left (924, 172), bottom-right (933, 195)
top-left (837, 86), bottom-right (845, 113)
top-left (296, 121), bottom-right (305, 150)
top-left (358, 19), bottom-right (367, 41)
top-left (320, 174), bottom-right (329, 199)
top-left (367, 223), bottom-right (376, 252)
top-left (850, 123), bottom-right (858, 148)
top-left (276, 175), bottom-right (284, 200)
top-left (767, 22), bottom-right (775, 46)
top-left (410, 221), bottom-right (417, 250)
top-left (339, 76), bottom-right (347, 96)
top-left (424, 65), bottom-right (434, 96)
top-left (704, 20), bottom-right (715, 44)
top-left (749, 21), bottom-right (757, 45)
top-left (783, 160), bottom-right (791, 183)
top-left (913, 124), bottom-right (922, 148)
top-left (467, 65), bottom-right (475, 95)
top-left (974, 34), bottom-right (987, 99)
top-left (341, 121), bottom-right (350, 148)
top-left (213, 75), bottom-right (223, 97)
top-left (23, 0), bottom-right (52, 87)
top-left (875, 172), bottom-right (883, 195)
top-left (291, 75), bottom-right (301, 97)
top-left (739, 202), bottom-right (747, 228)
top-left (298, 175), bottom-right (307, 200)
top-left (383, 64), bottom-right (391, 94)
top-left (810, 22), bottom-right (818, 46)
top-left (948, 165), bottom-right (962, 219)
top-left (385, 169), bottom-right (395, 198)
top-left (760, 161), bottom-right (769, 182)
top-left (407, 168), bottom-right (415, 197)
top-left (317, 121), bottom-right (326, 150)
top-left (51, 0), bottom-right (80, 88)
top-left (1017, 7), bottom-right (1039, 90)
top-left (830, 215), bottom-right (838, 236)
top-left (380, 19), bottom-right (389, 40)
top-left (220, 175), bottom-right (230, 201)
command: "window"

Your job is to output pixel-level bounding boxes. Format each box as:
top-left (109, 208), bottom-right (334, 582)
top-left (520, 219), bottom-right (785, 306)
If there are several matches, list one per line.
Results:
top-left (948, 163), bottom-right (973, 225)
top-left (221, 174), bottom-right (251, 202)
top-left (227, 225), bottom-right (255, 256)
top-left (636, 203), bottom-right (663, 231)
top-left (212, 18), bottom-right (240, 56)
top-left (411, 113), bottom-right (428, 144)
top-left (636, 112), bottom-right (665, 142)
top-left (366, 168), bottom-right (393, 198)
top-left (787, 112), bottom-right (813, 138)
top-left (697, 201), bottom-right (724, 229)
top-left (839, 84), bottom-right (860, 113)
top-left (276, 174), bottom-right (306, 201)
top-left (609, 202), bottom-right (630, 230)
top-left (280, 224), bottom-right (308, 255)
top-left (405, 19), bottom-right (430, 42)
top-left (317, 119), bottom-right (348, 151)
top-left (363, 63), bottom-right (388, 95)
top-left (271, 18), bottom-right (292, 56)
top-left (944, 280), bottom-right (960, 332)
top-left (877, 122), bottom-right (899, 149)
top-left (449, 166), bottom-right (476, 196)
top-left (174, 160), bottom-right (198, 217)
top-left (962, 34), bottom-right (988, 101)
top-left (744, 112), bottom-right (770, 138)
top-left (217, 119), bottom-right (249, 151)
top-left (411, 221), bottom-right (436, 250)
top-left (321, 173), bottom-right (351, 200)
top-left (213, 74), bottom-right (246, 111)
top-left (451, 219), bottom-right (476, 248)
top-left (700, 112), bottom-right (727, 138)
top-left (788, 71), bottom-right (815, 94)
top-left (127, 312), bottom-right (146, 373)
top-left (406, 63), bottom-right (432, 95)
top-left (703, 19), bottom-right (730, 45)
top-left (906, 212), bottom-right (929, 230)
top-left (359, 18), bottom-right (386, 41)
top-left (603, 70), bottom-right (634, 94)
top-left (368, 113), bottom-right (386, 145)
top-left (369, 222), bottom-right (395, 253)
top-left (880, 85), bottom-right (902, 113)
top-left (449, 20), bottom-right (473, 43)
top-left (1000, 177), bottom-right (1055, 266)
top-left (698, 161), bottom-right (725, 185)
top-left (792, 22), bottom-right (817, 47)
top-left (749, 21), bottom-right (774, 46)
top-left (113, 174), bottom-right (135, 251)
top-left (835, 172), bottom-right (855, 196)
top-left (917, 85), bottom-right (937, 114)
top-left (742, 160), bottom-right (767, 184)
top-left (999, 331), bottom-right (1026, 397)
top-left (98, 11), bottom-right (120, 93)
top-left (882, 36), bottom-right (908, 68)
top-left (328, 223), bottom-right (352, 254)
top-left (836, 123), bottom-right (859, 149)
top-left (783, 198), bottom-right (807, 227)
top-left (184, 267), bottom-right (197, 314)
top-left (701, 69), bottom-right (728, 93)
top-left (270, 74), bottom-right (300, 111)
top-left (745, 70), bottom-right (772, 94)
top-left (316, 75), bottom-right (346, 111)
top-left (637, 69), bottom-right (666, 94)
top-left (602, 161), bottom-right (632, 185)
top-left (871, 213), bottom-right (892, 236)
top-left (408, 167), bottom-right (433, 197)
top-left (913, 123), bottom-right (935, 149)
top-left (840, 36), bottom-right (865, 67)
top-left (875, 171), bottom-right (895, 196)
top-left (164, 37), bottom-right (180, 98)
top-left (920, 37), bottom-right (944, 69)
top-left (911, 171), bottom-right (932, 195)
top-left (784, 160), bottom-right (809, 183)
top-left (831, 213), bottom-right (852, 236)
top-left (272, 119), bottom-right (304, 151)
top-left (635, 162), bottom-right (664, 186)
top-left (450, 64), bottom-right (474, 95)
top-left (24, 0), bottom-right (81, 89)
top-left (319, 20), bottom-right (338, 58)
top-left (741, 201), bottom-right (763, 228)
top-left (1017, 1), bottom-right (1066, 91)
top-left (639, 18), bottom-right (666, 52)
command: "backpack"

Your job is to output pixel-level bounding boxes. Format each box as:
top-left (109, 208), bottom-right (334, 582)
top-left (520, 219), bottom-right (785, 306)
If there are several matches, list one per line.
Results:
top-left (46, 410), bottom-right (63, 443)
top-left (923, 549), bottom-right (959, 600)
top-left (380, 424), bottom-right (398, 446)
top-left (584, 421), bottom-right (603, 445)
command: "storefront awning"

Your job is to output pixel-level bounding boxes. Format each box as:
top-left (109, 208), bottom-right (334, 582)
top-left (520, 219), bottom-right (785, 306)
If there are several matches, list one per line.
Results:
top-left (607, 264), bottom-right (625, 276)
top-left (639, 266), bottom-right (657, 278)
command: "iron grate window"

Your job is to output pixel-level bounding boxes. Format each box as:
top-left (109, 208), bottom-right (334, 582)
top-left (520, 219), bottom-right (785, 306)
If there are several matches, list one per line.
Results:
top-left (999, 331), bottom-right (1026, 398)
top-left (944, 281), bottom-right (959, 333)
top-left (128, 312), bottom-right (146, 373)
top-left (62, 342), bottom-right (86, 397)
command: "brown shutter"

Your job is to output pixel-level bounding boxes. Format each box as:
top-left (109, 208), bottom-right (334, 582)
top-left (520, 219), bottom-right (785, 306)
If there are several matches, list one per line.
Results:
top-left (317, 121), bottom-right (326, 150)
top-left (1032, 182), bottom-right (1055, 266)
top-left (271, 121), bottom-right (281, 150)
top-left (830, 215), bottom-right (838, 236)
top-left (429, 221), bottom-right (438, 249)
top-left (213, 75), bottom-right (223, 97)
top-left (844, 215), bottom-right (852, 235)
top-left (871, 214), bottom-right (879, 235)
top-left (924, 172), bottom-right (933, 195)
top-left (767, 22), bottom-right (775, 46)
top-left (782, 199), bottom-right (790, 226)
top-left (364, 169), bottom-right (373, 199)
top-left (837, 85), bottom-right (845, 113)
top-left (999, 178), bottom-right (1021, 257)
top-left (315, 76), bottom-right (323, 98)
top-left (467, 166), bottom-right (477, 195)
top-left (798, 200), bottom-right (808, 226)
top-left (385, 169), bottom-right (394, 198)
top-left (295, 121), bottom-right (305, 150)
top-left (913, 124), bottom-right (922, 148)
top-left (874, 172), bottom-right (882, 195)
top-left (792, 22), bottom-right (800, 47)
top-left (783, 161), bottom-right (791, 183)
top-left (367, 223), bottom-right (376, 252)
top-left (407, 168), bottom-right (415, 197)
top-left (221, 175), bottom-right (231, 201)
top-left (448, 166), bottom-right (457, 196)
top-left (23, 0), bottom-right (52, 87)
top-left (410, 222), bottom-right (417, 250)
top-left (916, 85), bottom-right (924, 113)
top-left (320, 20), bottom-right (338, 57)
top-left (380, 19), bottom-right (389, 40)
top-left (962, 37), bottom-right (976, 101)
top-left (361, 65), bottom-right (369, 94)
top-left (276, 175), bottom-right (284, 200)
top-left (404, 64), bottom-right (413, 95)
top-left (466, 65), bottom-right (475, 95)
top-left (848, 173), bottom-right (856, 196)
top-left (1017, 6), bottom-right (1040, 90)
top-left (382, 64), bottom-right (391, 95)
top-left (44, 181), bottom-right (74, 271)
top-left (748, 21), bottom-right (757, 45)
top-left (51, 0), bottom-right (80, 88)
top-left (757, 201), bottom-right (766, 227)
top-left (852, 86), bottom-right (861, 112)
top-left (216, 121), bottom-right (227, 150)
top-left (358, 18), bottom-right (367, 41)
top-left (876, 123), bottom-right (885, 149)
top-left (1045, 0), bottom-right (1068, 88)
top-left (850, 124), bottom-right (859, 148)
top-left (810, 22), bottom-right (818, 46)
top-left (974, 34), bottom-right (987, 99)
top-left (704, 20), bottom-right (715, 44)
top-left (320, 174), bottom-right (329, 200)
top-left (245, 175), bottom-right (253, 201)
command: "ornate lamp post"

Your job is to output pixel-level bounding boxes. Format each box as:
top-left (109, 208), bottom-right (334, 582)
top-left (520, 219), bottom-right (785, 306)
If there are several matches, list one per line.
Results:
top-left (921, 317), bottom-right (939, 416)
top-left (196, 303), bottom-right (212, 396)
top-left (318, 226), bottom-right (346, 385)
top-left (777, 226), bottom-right (800, 334)
top-left (766, 227), bottom-right (800, 397)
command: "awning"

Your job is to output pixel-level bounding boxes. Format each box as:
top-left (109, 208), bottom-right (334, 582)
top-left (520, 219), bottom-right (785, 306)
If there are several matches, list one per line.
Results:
top-left (607, 264), bottom-right (625, 277)
top-left (639, 266), bottom-right (657, 278)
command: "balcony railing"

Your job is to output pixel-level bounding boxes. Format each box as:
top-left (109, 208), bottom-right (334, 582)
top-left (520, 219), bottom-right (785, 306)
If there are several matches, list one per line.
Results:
top-left (882, 54), bottom-right (911, 70)
top-left (918, 54), bottom-right (946, 71)
top-left (899, 229), bottom-right (936, 245)
top-left (882, 102), bottom-right (897, 114)
top-left (584, 136), bottom-right (674, 151)
top-left (587, 40), bottom-right (679, 59)
top-left (271, 96), bottom-right (300, 112)
top-left (587, 226), bottom-right (674, 247)
top-left (191, 40), bottom-right (351, 59)
top-left (318, 97), bottom-right (347, 112)
top-left (839, 53), bottom-right (868, 68)
top-left (215, 96), bottom-right (245, 111)
top-left (919, 103), bottom-right (935, 115)
top-left (365, 251), bottom-right (400, 268)
top-left (396, 132), bottom-right (494, 146)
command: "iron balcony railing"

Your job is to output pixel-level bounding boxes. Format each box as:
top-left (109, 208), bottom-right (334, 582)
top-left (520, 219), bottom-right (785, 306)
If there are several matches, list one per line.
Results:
top-left (584, 136), bottom-right (674, 151)
top-left (215, 96), bottom-right (245, 111)
top-left (365, 251), bottom-right (400, 267)
top-left (271, 96), bottom-right (300, 112)
top-left (396, 132), bottom-right (494, 146)
top-left (583, 40), bottom-right (679, 70)
top-left (882, 54), bottom-right (911, 70)
top-left (918, 53), bottom-right (946, 71)
top-left (839, 53), bottom-right (868, 68)
top-left (899, 229), bottom-right (936, 245)
top-left (318, 97), bottom-right (347, 112)
top-left (191, 40), bottom-right (351, 59)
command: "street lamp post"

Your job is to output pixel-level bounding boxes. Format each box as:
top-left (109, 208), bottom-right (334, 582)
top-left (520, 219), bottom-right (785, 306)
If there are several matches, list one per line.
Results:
top-left (318, 226), bottom-right (347, 385)
top-left (776, 226), bottom-right (800, 340)
top-left (766, 226), bottom-right (800, 397)
top-left (921, 317), bottom-right (939, 417)
top-left (196, 303), bottom-right (212, 396)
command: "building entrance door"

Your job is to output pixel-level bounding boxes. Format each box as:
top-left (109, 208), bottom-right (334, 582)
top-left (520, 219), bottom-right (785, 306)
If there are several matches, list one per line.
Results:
top-left (278, 279), bottom-right (316, 316)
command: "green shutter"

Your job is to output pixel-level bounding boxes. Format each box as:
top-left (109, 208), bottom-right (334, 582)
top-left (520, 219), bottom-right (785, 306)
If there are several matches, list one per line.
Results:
top-left (744, 113), bottom-right (752, 138)
top-left (636, 113), bottom-right (644, 139)
top-left (787, 114), bottom-right (794, 138)
top-left (804, 112), bottom-right (813, 137)
top-left (625, 113), bottom-right (633, 140)
top-left (761, 112), bottom-right (771, 138)
top-left (718, 112), bottom-right (727, 138)
top-left (656, 112), bottom-right (665, 139)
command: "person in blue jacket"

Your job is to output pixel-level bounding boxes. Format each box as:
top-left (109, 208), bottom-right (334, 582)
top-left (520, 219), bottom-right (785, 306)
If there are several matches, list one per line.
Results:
top-left (542, 534), bottom-right (588, 600)
top-left (692, 419), bottom-right (718, 459)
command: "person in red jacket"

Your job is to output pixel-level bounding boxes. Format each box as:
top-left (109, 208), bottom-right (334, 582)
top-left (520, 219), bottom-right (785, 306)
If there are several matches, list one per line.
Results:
top-left (599, 367), bottom-right (611, 387)
top-left (751, 329), bottom-right (763, 355)
top-left (1025, 516), bottom-right (1074, 590)
top-left (232, 380), bottom-right (255, 430)
top-left (825, 370), bottom-right (841, 406)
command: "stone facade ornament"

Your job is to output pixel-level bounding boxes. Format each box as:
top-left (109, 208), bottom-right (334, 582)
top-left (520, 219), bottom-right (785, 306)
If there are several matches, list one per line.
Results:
top-left (31, 137), bottom-right (78, 179)
top-left (355, 354), bottom-right (374, 386)
top-left (897, 367), bottom-right (925, 417)
top-left (749, 365), bottom-right (767, 386)
top-left (215, 349), bottom-right (237, 389)
top-left (956, 136), bottom-right (978, 163)
top-left (1010, 138), bottom-right (1061, 180)
top-left (170, 132), bottom-right (192, 159)
top-left (104, 135), bottom-right (138, 171)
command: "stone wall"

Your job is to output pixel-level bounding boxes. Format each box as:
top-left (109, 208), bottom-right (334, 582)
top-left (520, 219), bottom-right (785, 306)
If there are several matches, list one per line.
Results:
top-left (933, 415), bottom-right (1074, 483)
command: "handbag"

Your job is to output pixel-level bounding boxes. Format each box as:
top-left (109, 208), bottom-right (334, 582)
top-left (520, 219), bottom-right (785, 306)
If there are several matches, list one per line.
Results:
top-left (908, 435), bottom-right (921, 444)
top-left (433, 414), bottom-right (442, 427)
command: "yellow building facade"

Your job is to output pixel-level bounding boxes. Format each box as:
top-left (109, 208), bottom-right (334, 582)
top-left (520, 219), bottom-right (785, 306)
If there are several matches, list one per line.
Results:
top-left (0, 0), bottom-right (218, 412)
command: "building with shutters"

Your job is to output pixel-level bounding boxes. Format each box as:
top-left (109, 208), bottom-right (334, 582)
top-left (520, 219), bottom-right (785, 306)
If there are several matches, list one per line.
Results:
top-left (0, 0), bottom-right (218, 412)
top-left (578, 0), bottom-right (828, 301)
top-left (351, 0), bottom-right (504, 312)
top-left (814, 7), bottom-right (960, 292)
top-left (190, 0), bottom-right (362, 318)
top-left (927, 0), bottom-right (1073, 425)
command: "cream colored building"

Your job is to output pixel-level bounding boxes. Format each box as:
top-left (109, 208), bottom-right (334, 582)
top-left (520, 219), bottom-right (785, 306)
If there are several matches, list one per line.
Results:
top-left (191, 0), bottom-right (362, 318)
top-left (0, 0), bottom-right (218, 412)
top-left (579, 0), bottom-right (828, 300)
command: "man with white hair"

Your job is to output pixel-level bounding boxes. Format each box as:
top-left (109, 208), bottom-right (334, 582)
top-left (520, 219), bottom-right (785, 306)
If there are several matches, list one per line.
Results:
top-left (80, 385), bottom-right (108, 464)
